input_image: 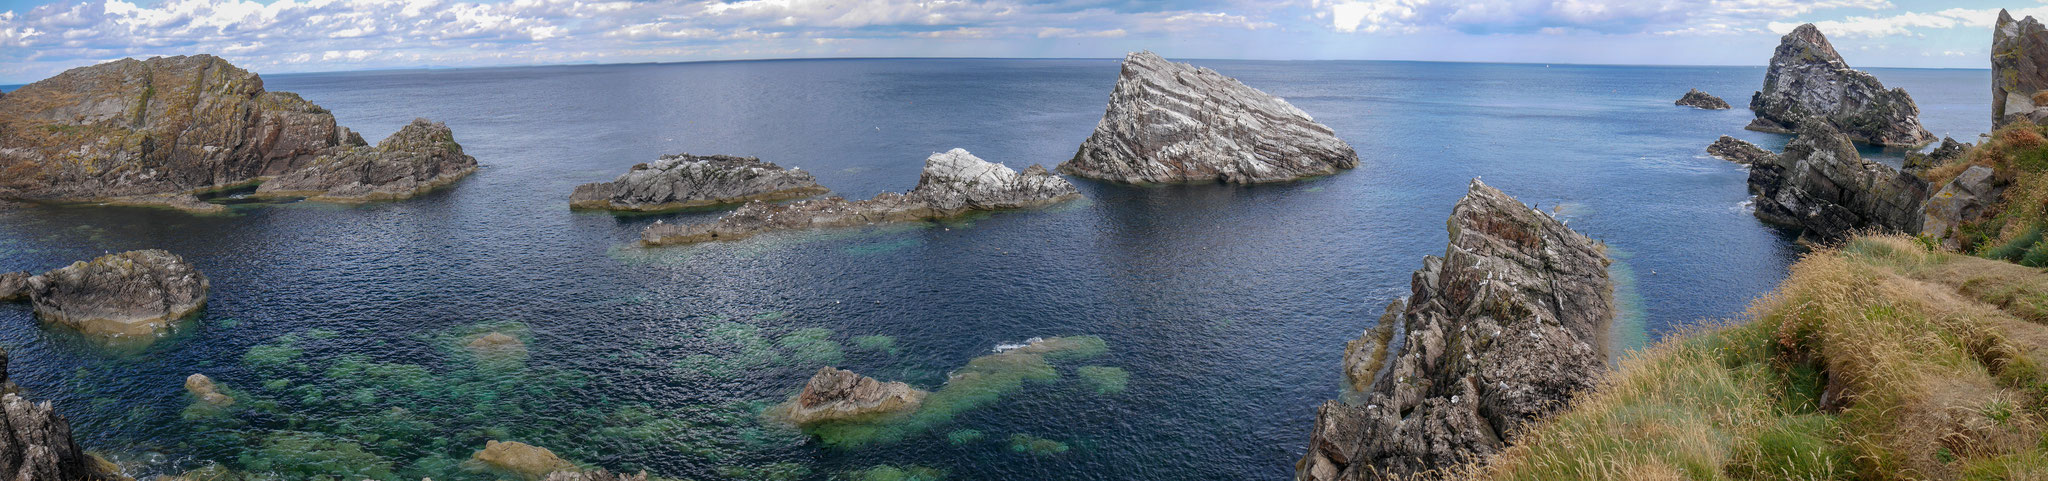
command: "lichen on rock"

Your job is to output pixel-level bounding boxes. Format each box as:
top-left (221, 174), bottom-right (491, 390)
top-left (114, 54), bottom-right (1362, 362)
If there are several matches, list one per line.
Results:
top-left (1747, 121), bottom-right (1928, 240)
top-left (1994, 10), bottom-right (2048, 129)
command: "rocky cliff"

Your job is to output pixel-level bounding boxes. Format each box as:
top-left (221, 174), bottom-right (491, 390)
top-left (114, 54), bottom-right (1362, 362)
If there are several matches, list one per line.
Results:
top-left (0, 55), bottom-right (473, 212)
top-left (0, 349), bottom-right (123, 481)
top-left (252, 118), bottom-right (477, 202)
top-left (1748, 122), bottom-right (1929, 240)
top-left (641, 149), bottom-right (1079, 245)
top-left (3, 250), bottom-right (208, 340)
top-left (1747, 25), bottom-right (1935, 148)
top-left (1057, 51), bottom-right (1358, 184)
top-left (1675, 89), bottom-right (1731, 109)
top-left (1298, 179), bottom-right (1614, 481)
top-left (1995, 10), bottom-right (2048, 129)
top-left (570, 154), bottom-right (827, 211)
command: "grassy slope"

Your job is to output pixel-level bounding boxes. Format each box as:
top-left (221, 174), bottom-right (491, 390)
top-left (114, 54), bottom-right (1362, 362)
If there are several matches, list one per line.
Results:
top-left (1470, 236), bottom-right (2048, 480)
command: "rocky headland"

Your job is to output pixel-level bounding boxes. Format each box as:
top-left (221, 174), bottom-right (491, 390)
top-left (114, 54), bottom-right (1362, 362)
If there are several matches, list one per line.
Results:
top-left (1705, 136), bottom-right (1777, 165)
top-left (1994, 10), bottom-right (2048, 129)
top-left (1674, 89), bottom-right (1731, 109)
top-left (1298, 179), bottom-right (1615, 480)
top-left (1057, 51), bottom-right (1358, 184)
top-left (570, 154), bottom-right (827, 211)
top-left (0, 55), bottom-right (475, 213)
top-left (1747, 121), bottom-right (1929, 240)
top-left (641, 148), bottom-right (1078, 245)
top-left (1747, 24), bottom-right (1935, 148)
top-left (1, 250), bottom-right (208, 340)
top-left (781, 367), bottom-right (928, 426)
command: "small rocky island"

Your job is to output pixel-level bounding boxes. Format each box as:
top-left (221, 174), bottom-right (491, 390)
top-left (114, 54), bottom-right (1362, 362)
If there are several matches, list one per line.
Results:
top-left (781, 367), bottom-right (928, 425)
top-left (1299, 179), bottom-right (1615, 480)
top-left (1747, 121), bottom-right (1928, 240)
top-left (570, 154), bottom-right (827, 211)
top-left (0, 55), bottom-right (477, 213)
top-left (1, 249), bottom-right (209, 340)
top-left (1994, 10), bottom-right (2048, 129)
top-left (1746, 24), bottom-right (1934, 147)
top-left (1705, 136), bottom-right (1776, 165)
top-left (641, 148), bottom-right (1079, 245)
top-left (1057, 51), bottom-right (1358, 184)
top-left (1675, 89), bottom-right (1731, 109)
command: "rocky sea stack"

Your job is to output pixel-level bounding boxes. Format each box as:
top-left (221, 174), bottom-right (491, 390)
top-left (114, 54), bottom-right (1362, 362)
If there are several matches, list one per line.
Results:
top-left (0, 55), bottom-right (476, 213)
top-left (1675, 89), bottom-right (1731, 109)
top-left (1298, 179), bottom-right (1615, 480)
top-left (782, 367), bottom-right (928, 425)
top-left (1058, 51), bottom-right (1358, 184)
top-left (3, 249), bottom-right (208, 340)
top-left (1706, 136), bottom-right (1777, 165)
top-left (1747, 24), bottom-right (1935, 148)
top-left (1994, 10), bottom-right (2048, 129)
top-left (570, 154), bottom-right (827, 211)
top-left (641, 148), bottom-right (1079, 245)
top-left (1747, 122), bottom-right (1928, 240)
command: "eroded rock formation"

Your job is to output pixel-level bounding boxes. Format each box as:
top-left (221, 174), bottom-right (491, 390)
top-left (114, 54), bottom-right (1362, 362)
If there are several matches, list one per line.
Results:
top-left (0, 349), bottom-right (123, 481)
top-left (1921, 166), bottom-right (2005, 249)
top-left (1675, 89), bottom-right (1731, 109)
top-left (1748, 122), bottom-right (1929, 240)
top-left (1747, 24), bottom-right (1935, 148)
top-left (641, 149), bottom-right (1078, 245)
top-left (0, 55), bottom-right (475, 212)
top-left (570, 154), bottom-right (827, 211)
top-left (1995, 10), bottom-right (2048, 129)
top-left (1058, 51), bottom-right (1358, 184)
top-left (1706, 136), bottom-right (1777, 165)
top-left (1298, 179), bottom-right (1615, 481)
top-left (252, 118), bottom-right (477, 202)
top-left (13, 250), bottom-right (209, 339)
top-left (782, 367), bottom-right (927, 425)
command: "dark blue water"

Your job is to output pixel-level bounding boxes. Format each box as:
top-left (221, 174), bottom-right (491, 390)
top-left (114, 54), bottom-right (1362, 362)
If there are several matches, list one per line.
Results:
top-left (0, 59), bottom-right (1991, 480)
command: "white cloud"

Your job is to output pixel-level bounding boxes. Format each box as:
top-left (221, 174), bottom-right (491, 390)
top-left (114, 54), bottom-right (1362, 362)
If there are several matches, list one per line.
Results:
top-left (1766, 7), bottom-right (2048, 38)
top-left (1316, 0), bottom-right (1894, 35)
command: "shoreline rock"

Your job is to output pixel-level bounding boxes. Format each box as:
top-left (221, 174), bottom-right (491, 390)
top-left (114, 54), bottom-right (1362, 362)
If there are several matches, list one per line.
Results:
top-left (570, 154), bottom-right (827, 212)
top-left (1298, 179), bottom-right (1615, 480)
top-left (1675, 89), bottom-right (1731, 109)
top-left (0, 55), bottom-right (475, 213)
top-left (1994, 10), bottom-right (2048, 129)
top-left (1706, 136), bottom-right (1777, 165)
top-left (0, 349), bottom-right (125, 481)
top-left (252, 118), bottom-right (477, 202)
top-left (641, 149), bottom-right (1078, 245)
top-left (1058, 51), bottom-right (1359, 184)
top-left (1747, 121), bottom-right (1928, 240)
top-left (781, 367), bottom-right (928, 426)
top-left (1747, 24), bottom-right (1935, 148)
top-left (9, 250), bottom-right (209, 340)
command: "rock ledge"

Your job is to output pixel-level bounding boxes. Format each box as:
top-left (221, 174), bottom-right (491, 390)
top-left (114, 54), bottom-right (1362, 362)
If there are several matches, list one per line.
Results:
top-left (570, 154), bottom-right (827, 211)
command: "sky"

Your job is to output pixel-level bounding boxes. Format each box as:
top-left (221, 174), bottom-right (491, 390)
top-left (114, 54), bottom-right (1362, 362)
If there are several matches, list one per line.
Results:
top-left (0, 0), bottom-right (2038, 83)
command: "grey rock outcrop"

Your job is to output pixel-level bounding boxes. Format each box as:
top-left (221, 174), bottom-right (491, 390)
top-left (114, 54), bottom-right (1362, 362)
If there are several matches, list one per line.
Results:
top-left (0, 55), bottom-right (474, 212)
top-left (1676, 89), bottom-right (1731, 109)
top-left (0, 349), bottom-right (123, 481)
top-left (570, 154), bottom-right (826, 211)
top-left (1748, 121), bottom-right (1929, 240)
top-left (1298, 179), bottom-right (1615, 481)
top-left (11, 250), bottom-right (209, 339)
top-left (781, 367), bottom-right (927, 426)
top-left (1904, 136), bottom-right (1971, 174)
top-left (1995, 10), bottom-right (2048, 129)
top-left (0, 273), bottom-right (28, 302)
top-left (1706, 136), bottom-right (1777, 165)
top-left (252, 118), bottom-right (477, 202)
top-left (1747, 24), bottom-right (1935, 148)
top-left (1920, 165), bottom-right (2005, 249)
top-left (642, 149), bottom-right (1079, 245)
top-left (1058, 51), bottom-right (1359, 184)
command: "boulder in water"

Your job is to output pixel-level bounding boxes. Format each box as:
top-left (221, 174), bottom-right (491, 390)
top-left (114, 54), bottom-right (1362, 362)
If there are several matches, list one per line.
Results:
top-left (184, 373), bottom-right (234, 407)
top-left (569, 154), bottom-right (827, 211)
top-left (1706, 136), bottom-right (1777, 165)
top-left (1747, 24), bottom-right (1935, 148)
top-left (1675, 89), bottom-right (1731, 109)
top-left (253, 118), bottom-right (477, 202)
top-left (21, 250), bottom-right (209, 339)
top-left (782, 367), bottom-right (927, 426)
top-left (472, 440), bottom-right (576, 481)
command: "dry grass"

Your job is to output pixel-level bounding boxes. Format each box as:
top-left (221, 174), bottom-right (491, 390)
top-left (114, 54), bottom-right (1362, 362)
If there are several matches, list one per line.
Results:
top-left (1922, 122), bottom-right (2048, 255)
top-left (1468, 235), bottom-right (2048, 481)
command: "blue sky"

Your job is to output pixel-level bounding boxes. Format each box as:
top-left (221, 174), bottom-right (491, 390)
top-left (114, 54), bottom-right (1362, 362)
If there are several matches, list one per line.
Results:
top-left (0, 0), bottom-right (2035, 83)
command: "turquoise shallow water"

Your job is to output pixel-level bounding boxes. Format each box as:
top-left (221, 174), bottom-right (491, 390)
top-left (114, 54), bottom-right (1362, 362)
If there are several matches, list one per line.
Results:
top-left (0, 59), bottom-right (1992, 480)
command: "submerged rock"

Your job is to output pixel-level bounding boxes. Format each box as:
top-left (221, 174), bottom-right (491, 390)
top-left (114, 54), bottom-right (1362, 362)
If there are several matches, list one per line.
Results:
top-left (1995, 10), bottom-right (2048, 129)
top-left (464, 331), bottom-right (529, 364)
top-left (1706, 136), bottom-right (1777, 165)
top-left (184, 373), bottom-right (234, 407)
top-left (543, 470), bottom-right (648, 481)
top-left (1298, 179), bottom-right (1615, 480)
top-left (1058, 51), bottom-right (1358, 184)
top-left (1675, 89), bottom-right (1731, 109)
top-left (569, 154), bottom-right (827, 211)
top-left (1921, 165), bottom-right (2005, 249)
top-left (21, 250), bottom-right (209, 339)
top-left (1747, 24), bottom-right (1935, 148)
top-left (0, 55), bottom-right (473, 212)
top-left (1748, 122), bottom-right (1929, 240)
top-left (783, 367), bottom-right (928, 426)
top-left (253, 118), bottom-right (477, 202)
top-left (472, 440), bottom-right (576, 480)
top-left (641, 149), bottom-right (1078, 245)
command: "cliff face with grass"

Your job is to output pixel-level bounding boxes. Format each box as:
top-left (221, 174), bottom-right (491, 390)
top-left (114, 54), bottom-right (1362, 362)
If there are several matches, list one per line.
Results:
top-left (1467, 236), bottom-right (2048, 480)
top-left (1298, 179), bottom-right (1614, 480)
